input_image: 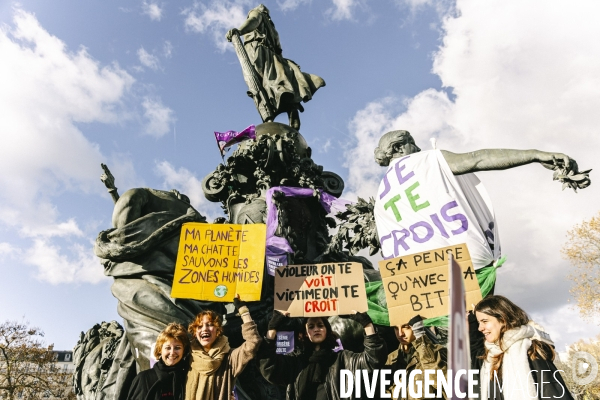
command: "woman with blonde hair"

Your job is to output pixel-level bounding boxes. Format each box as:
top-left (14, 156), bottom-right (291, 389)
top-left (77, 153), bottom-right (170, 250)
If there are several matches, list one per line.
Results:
top-left (472, 295), bottom-right (573, 400)
top-left (185, 297), bottom-right (261, 400)
top-left (127, 323), bottom-right (190, 400)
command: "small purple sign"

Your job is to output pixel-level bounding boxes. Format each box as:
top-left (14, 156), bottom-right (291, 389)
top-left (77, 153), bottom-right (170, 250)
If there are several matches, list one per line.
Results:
top-left (275, 331), bottom-right (294, 354)
top-left (267, 253), bottom-right (288, 276)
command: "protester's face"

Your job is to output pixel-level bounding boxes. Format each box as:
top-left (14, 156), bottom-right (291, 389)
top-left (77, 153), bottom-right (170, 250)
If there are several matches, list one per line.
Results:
top-left (161, 338), bottom-right (184, 366)
top-left (306, 318), bottom-right (327, 344)
top-left (476, 311), bottom-right (504, 343)
top-left (196, 316), bottom-right (218, 350)
top-left (394, 325), bottom-right (416, 345)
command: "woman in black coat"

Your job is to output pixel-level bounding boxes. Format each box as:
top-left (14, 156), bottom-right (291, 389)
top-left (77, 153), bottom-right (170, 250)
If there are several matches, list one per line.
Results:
top-left (259, 311), bottom-right (388, 400)
top-left (127, 323), bottom-right (190, 400)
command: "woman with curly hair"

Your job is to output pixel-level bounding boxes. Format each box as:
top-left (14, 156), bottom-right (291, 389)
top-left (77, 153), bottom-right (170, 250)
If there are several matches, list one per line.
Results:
top-left (472, 295), bottom-right (573, 400)
top-left (127, 323), bottom-right (190, 400)
top-left (185, 297), bottom-right (261, 400)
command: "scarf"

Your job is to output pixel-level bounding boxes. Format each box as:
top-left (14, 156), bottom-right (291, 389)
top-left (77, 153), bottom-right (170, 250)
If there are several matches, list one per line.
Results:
top-left (480, 322), bottom-right (554, 400)
top-left (153, 359), bottom-right (187, 400)
top-left (185, 335), bottom-right (231, 400)
top-left (297, 349), bottom-right (336, 400)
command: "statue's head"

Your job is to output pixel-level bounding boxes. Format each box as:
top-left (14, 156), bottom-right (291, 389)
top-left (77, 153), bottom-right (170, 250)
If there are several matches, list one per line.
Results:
top-left (170, 189), bottom-right (190, 204)
top-left (374, 130), bottom-right (421, 166)
top-left (256, 4), bottom-right (270, 15)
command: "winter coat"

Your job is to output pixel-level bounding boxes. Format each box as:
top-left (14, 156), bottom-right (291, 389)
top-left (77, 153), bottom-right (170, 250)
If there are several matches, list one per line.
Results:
top-left (385, 335), bottom-right (448, 400)
top-left (468, 314), bottom-right (573, 400)
top-left (126, 358), bottom-right (187, 400)
top-left (185, 321), bottom-right (261, 400)
top-left (259, 332), bottom-right (388, 400)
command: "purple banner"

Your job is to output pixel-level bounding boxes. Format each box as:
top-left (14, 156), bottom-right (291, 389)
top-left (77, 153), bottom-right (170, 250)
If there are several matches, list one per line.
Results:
top-left (265, 186), bottom-right (352, 275)
top-left (214, 125), bottom-right (256, 156)
top-left (275, 331), bottom-right (295, 354)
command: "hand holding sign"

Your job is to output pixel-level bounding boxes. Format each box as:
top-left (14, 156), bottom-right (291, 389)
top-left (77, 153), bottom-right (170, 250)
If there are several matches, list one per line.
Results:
top-left (268, 310), bottom-right (289, 331)
top-left (341, 311), bottom-right (373, 328)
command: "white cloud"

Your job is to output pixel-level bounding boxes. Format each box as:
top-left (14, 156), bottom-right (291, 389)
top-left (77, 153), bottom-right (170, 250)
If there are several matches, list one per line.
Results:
top-left (325, 0), bottom-right (363, 21)
top-left (142, 1), bottom-right (164, 21)
top-left (0, 8), bottom-right (134, 284)
top-left (137, 47), bottom-right (160, 70)
top-left (163, 40), bottom-right (173, 58)
top-left (183, 0), bottom-right (250, 52)
top-left (142, 97), bottom-right (174, 137)
top-left (0, 242), bottom-right (20, 257)
top-left (154, 161), bottom-right (223, 220)
top-left (344, 0), bottom-right (600, 320)
top-left (277, 0), bottom-right (311, 12)
top-left (530, 304), bottom-right (600, 351)
top-left (25, 239), bottom-right (107, 284)
top-left (20, 219), bottom-right (83, 239)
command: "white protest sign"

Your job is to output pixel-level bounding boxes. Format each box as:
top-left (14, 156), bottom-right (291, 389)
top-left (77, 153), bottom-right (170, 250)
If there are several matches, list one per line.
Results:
top-left (448, 254), bottom-right (471, 399)
top-left (374, 149), bottom-right (500, 270)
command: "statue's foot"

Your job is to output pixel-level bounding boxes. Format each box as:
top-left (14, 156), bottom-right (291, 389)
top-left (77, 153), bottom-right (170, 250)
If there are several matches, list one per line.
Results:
top-left (288, 109), bottom-right (300, 130)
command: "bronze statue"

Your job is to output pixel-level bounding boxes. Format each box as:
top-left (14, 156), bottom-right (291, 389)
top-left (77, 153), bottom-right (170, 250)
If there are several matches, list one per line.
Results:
top-left (226, 4), bottom-right (325, 130)
top-left (374, 129), bottom-right (591, 190)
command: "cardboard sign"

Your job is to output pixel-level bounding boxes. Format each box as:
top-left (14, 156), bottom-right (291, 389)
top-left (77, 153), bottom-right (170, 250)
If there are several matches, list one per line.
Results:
top-left (378, 243), bottom-right (482, 327)
top-left (171, 223), bottom-right (266, 302)
top-left (274, 262), bottom-right (368, 317)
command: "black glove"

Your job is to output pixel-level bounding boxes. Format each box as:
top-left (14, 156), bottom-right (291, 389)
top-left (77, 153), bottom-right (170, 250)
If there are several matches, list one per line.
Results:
top-left (345, 312), bottom-right (373, 328)
top-left (233, 297), bottom-right (249, 317)
top-left (408, 314), bottom-right (425, 338)
top-left (268, 310), bottom-right (287, 331)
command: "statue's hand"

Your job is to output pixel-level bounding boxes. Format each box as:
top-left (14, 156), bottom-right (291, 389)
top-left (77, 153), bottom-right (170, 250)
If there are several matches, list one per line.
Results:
top-left (226, 28), bottom-right (240, 42)
top-left (185, 206), bottom-right (200, 219)
top-left (100, 163), bottom-right (116, 190)
top-left (540, 152), bottom-right (572, 171)
top-left (541, 153), bottom-right (591, 192)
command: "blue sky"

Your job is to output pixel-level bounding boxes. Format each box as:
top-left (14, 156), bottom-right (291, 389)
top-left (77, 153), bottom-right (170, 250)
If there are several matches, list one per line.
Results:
top-left (1, 0), bottom-right (600, 351)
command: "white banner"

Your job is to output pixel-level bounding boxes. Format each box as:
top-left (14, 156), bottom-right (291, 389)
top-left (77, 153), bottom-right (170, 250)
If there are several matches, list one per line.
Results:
top-left (374, 150), bottom-right (500, 270)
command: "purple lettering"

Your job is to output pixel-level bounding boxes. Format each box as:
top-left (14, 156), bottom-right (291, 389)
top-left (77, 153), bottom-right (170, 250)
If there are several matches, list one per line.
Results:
top-left (393, 229), bottom-right (411, 256)
top-left (410, 221), bottom-right (434, 243)
top-left (430, 213), bottom-right (450, 238)
top-left (440, 201), bottom-right (468, 234)
top-left (394, 156), bottom-right (414, 185)
top-left (380, 233), bottom-right (394, 259)
top-left (379, 170), bottom-right (393, 199)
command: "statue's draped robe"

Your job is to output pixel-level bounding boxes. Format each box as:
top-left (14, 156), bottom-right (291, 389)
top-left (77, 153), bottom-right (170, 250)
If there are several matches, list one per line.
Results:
top-left (242, 7), bottom-right (325, 114)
